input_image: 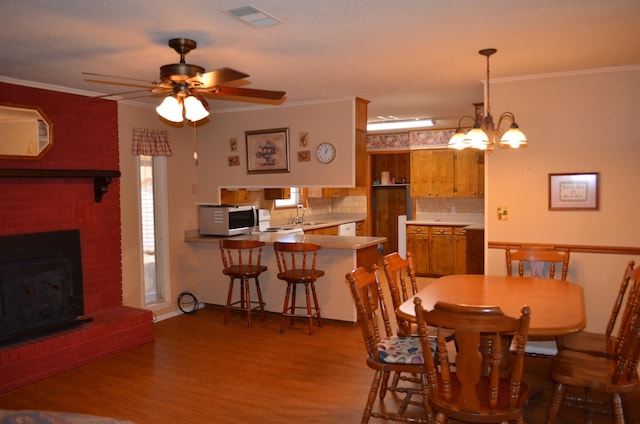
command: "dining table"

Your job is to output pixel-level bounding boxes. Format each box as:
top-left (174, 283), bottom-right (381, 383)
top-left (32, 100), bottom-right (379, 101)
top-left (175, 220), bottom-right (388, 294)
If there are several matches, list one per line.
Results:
top-left (396, 274), bottom-right (586, 337)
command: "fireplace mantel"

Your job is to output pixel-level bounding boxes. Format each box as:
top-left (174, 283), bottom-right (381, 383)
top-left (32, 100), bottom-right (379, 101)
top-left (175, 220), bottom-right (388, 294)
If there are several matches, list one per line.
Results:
top-left (0, 169), bottom-right (121, 202)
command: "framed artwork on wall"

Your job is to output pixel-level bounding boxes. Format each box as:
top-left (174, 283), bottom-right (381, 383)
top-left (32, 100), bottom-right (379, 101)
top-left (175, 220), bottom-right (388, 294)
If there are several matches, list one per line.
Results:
top-left (549, 172), bottom-right (599, 211)
top-left (245, 128), bottom-right (290, 174)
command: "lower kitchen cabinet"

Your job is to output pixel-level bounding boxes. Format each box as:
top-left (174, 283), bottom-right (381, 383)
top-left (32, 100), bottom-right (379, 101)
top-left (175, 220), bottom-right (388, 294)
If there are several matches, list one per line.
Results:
top-left (304, 225), bottom-right (339, 235)
top-left (407, 224), bottom-right (482, 277)
top-left (406, 225), bottom-right (430, 275)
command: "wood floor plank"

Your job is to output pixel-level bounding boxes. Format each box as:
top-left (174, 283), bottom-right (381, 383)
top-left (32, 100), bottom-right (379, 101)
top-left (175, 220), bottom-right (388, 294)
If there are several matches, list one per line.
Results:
top-left (0, 307), bottom-right (638, 423)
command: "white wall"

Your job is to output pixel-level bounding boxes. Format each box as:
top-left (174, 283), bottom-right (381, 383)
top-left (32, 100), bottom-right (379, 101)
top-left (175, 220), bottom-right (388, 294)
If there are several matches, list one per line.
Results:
top-left (118, 98), bottom-right (359, 317)
top-left (195, 98), bottom-right (356, 203)
top-left (486, 67), bottom-right (640, 332)
top-left (118, 103), bottom-right (197, 316)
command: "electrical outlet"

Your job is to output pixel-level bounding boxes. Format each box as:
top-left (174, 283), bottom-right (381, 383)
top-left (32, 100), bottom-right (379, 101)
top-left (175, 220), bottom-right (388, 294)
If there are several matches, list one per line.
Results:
top-left (498, 206), bottom-right (508, 221)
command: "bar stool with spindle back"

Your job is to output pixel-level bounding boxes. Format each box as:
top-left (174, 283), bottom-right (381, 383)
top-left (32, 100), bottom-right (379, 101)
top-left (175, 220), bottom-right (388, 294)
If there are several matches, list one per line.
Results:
top-left (273, 241), bottom-right (325, 335)
top-left (219, 239), bottom-right (267, 327)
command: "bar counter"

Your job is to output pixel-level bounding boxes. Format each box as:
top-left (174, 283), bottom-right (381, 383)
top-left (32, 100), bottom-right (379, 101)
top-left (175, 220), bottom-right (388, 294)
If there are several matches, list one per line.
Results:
top-left (184, 230), bottom-right (386, 323)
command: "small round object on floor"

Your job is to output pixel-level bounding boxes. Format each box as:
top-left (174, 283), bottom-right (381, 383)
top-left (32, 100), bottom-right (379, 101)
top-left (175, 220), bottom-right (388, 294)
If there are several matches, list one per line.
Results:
top-left (177, 291), bottom-right (199, 314)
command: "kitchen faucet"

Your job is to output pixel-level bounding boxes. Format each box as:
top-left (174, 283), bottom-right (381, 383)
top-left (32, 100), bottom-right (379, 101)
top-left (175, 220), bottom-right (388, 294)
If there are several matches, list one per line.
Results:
top-left (294, 204), bottom-right (305, 224)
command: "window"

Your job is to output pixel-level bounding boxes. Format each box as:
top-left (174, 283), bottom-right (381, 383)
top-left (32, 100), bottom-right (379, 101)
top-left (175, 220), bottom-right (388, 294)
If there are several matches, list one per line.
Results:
top-left (275, 187), bottom-right (301, 208)
top-left (139, 155), bottom-right (170, 307)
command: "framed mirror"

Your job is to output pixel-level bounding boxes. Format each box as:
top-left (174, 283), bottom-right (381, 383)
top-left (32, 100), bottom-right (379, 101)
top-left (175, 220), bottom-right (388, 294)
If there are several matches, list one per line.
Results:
top-left (0, 102), bottom-right (53, 160)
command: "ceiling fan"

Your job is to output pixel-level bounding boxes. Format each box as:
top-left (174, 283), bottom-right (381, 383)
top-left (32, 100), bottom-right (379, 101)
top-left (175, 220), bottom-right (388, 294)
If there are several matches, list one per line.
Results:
top-left (84, 38), bottom-right (286, 122)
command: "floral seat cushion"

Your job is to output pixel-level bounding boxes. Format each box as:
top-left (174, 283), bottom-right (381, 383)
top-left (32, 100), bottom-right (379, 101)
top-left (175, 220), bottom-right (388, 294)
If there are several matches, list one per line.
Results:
top-left (377, 336), bottom-right (424, 364)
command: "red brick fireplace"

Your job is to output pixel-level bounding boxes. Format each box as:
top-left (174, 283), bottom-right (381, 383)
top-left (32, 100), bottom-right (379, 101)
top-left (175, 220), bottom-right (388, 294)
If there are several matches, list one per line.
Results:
top-left (0, 82), bottom-right (153, 393)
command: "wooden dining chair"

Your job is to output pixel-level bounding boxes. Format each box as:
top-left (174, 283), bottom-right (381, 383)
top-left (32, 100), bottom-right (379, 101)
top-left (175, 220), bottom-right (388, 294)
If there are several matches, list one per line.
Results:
top-left (381, 251), bottom-right (420, 336)
top-left (547, 267), bottom-right (640, 423)
top-left (219, 239), bottom-right (267, 327)
top-left (556, 260), bottom-right (636, 358)
top-left (505, 246), bottom-right (570, 280)
top-left (273, 241), bottom-right (325, 335)
top-left (345, 265), bottom-right (430, 424)
top-left (414, 298), bottom-right (531, 424)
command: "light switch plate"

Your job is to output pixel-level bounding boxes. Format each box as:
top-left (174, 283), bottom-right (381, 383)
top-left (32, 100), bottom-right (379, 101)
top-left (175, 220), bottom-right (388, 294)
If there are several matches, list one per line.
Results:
top-left (498, 207), bottom-right (508, 221)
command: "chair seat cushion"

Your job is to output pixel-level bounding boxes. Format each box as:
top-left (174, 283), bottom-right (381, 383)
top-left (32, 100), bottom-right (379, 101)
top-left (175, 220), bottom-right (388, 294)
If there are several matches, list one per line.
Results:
top-left (377, 336), bottom-right (424, 364)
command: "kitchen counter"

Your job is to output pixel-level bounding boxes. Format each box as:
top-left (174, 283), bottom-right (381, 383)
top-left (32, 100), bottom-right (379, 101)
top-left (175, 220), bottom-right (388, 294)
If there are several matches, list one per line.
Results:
top-left (407, 213), bottom-right (484, 230)
top-left (184, 229), bottom-right (385, 323)
top-left (269, 213), bottom-right (366, 232)
top-left (184, 230), bottom-right (379, 250)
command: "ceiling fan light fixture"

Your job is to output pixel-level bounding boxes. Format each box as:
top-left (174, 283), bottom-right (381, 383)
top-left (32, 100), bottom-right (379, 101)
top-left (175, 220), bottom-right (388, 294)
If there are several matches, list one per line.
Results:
top-left (156, 96), bottom-right (184, 123)
top-left (184, 96), bottom-right (210, 122)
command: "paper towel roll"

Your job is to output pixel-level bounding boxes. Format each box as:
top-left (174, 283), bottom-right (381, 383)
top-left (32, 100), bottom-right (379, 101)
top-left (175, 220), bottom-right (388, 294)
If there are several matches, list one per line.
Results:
top-left (381, 171), bottom-right (390, 185)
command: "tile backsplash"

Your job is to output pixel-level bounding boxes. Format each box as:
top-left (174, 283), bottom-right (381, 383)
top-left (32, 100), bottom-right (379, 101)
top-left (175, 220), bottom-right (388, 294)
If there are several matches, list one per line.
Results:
top-left (416, 197), bottom-right (484, 215)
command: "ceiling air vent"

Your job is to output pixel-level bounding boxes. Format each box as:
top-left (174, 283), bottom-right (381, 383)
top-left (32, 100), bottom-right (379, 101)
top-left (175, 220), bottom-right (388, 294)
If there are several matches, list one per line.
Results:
top-left (225, 5), bottom-right (282, 28)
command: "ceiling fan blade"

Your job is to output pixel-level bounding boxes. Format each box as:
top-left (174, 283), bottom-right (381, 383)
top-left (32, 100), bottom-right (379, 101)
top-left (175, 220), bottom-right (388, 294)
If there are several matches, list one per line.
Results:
top-left (188, 67), bottom-right (250, 88)
top-left (203, 86), bottom-right (286, 100)
top-left (82, 72), bottom-right (156, 85)
top-left (90, 89), bottom-right (153, 99)
top-left (84, 79), bottom-right (156, 90)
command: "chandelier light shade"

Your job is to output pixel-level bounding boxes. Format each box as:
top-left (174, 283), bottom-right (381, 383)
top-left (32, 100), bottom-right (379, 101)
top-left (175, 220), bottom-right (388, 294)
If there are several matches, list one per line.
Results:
top-left (448, 48), bottom-right (528, 152)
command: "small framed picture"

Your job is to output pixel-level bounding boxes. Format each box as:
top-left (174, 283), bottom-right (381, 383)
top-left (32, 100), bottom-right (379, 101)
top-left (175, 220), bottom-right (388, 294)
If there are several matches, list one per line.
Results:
top-left (298, 151), bottom-right (311, 162)
top-left (299, 131), bottom-right (309, 147)
top-left (245, 128), bottom-right (290, 174)
top-left (549, 172), bottom-right (599, 211)
top-left (228, 156), bottom-right (240, 167)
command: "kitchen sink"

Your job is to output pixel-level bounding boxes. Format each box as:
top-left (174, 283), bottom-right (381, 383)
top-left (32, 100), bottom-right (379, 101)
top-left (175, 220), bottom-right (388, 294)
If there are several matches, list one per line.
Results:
top-left (299, 221), bottom-right (328, 226)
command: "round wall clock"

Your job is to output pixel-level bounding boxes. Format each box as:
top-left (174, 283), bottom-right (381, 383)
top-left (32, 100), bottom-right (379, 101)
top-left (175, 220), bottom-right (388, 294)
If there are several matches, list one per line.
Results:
top-left (316, 142), bottom-right (336, 164)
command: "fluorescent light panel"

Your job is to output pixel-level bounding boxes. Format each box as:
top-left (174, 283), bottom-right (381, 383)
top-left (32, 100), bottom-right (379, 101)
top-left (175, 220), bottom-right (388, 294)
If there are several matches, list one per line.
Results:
top-left (367, 119), bottom-right (435, 132)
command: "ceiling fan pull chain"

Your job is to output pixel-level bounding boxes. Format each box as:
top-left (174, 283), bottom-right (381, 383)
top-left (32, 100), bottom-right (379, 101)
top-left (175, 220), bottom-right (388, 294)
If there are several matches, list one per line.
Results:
top-left (193, 122), bottom-right (199, 166)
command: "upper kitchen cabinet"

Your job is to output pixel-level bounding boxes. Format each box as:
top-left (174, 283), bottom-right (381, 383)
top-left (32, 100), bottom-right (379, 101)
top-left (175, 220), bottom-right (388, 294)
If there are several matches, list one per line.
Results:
top-left (410, 149), bottom-right (483, 198)
top-left (455, 150), bottom-right (484, 198)
top-left (354, 97), bottom-right (370, 188)
top-left (410, 150), bottom-right (454, 197)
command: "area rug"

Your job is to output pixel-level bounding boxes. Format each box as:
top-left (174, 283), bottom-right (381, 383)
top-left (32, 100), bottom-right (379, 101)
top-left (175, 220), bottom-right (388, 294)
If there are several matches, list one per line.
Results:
top-left (0, 409), bottom-right (135, 423)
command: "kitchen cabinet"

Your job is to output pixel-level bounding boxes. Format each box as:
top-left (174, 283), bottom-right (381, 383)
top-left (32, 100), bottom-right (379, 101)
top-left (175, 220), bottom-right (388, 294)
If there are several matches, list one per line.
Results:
top-left (407, 224), bottom-right (476, 276)
top-left (406, 225), bottom-right (430, 275)
top-left (454, 150), bottom-right (484, 198)
top-left (410, 149), bottom-right (483, 198)
top-left (370, 152), bottom-right (411, 254)
top-left (264, 188), bottom-right (290, 200)
top-left (372, 185), bottom-right (408, 254)
top-left (356, 221), bottom-right (365, 236)
top-left (303, 225), bottom-right (339, 235)
top-left (320, 187), bottom-right (366, 197)
top-left (410, 150), bottom-right (454, 198)
top-left (465, 228), bottom-right (484, 274)
top-left (220, 188), bottom-right (251, 204)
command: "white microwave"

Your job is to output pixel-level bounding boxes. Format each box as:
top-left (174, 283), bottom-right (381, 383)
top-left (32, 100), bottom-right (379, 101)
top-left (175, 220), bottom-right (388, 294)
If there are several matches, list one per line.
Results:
top-left (198, 205), bottom-right (257, 236)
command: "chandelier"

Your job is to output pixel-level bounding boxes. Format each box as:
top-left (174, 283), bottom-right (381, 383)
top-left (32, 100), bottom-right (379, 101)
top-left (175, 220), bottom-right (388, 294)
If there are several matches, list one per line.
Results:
top-left (448, 48), bottom-right (527, 152)
top-left (156, 82), bottom-right (210, 123)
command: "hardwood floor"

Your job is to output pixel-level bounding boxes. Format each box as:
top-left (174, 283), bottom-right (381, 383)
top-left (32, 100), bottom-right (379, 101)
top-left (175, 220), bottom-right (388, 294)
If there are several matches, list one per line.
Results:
top-left (0, 307), bottom-right (638, 423)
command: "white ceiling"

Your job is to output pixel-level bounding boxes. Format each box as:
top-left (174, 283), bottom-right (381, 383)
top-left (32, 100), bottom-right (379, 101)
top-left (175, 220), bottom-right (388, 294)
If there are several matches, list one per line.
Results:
top-left (1, 0), bottom-right (638, 127)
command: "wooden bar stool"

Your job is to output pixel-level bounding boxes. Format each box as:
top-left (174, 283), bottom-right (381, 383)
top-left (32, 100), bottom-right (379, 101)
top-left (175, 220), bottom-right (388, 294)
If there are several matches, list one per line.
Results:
top-left (273, 242), bottom-right (325, 335)
top-left (219, 239), bottom-right (267, 327)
